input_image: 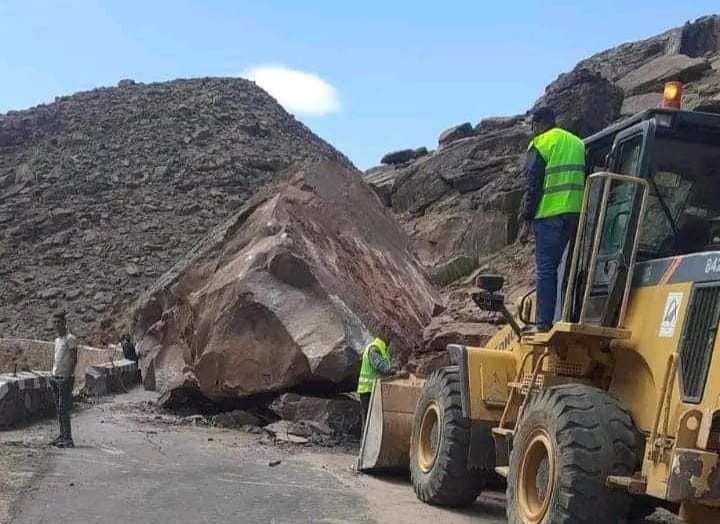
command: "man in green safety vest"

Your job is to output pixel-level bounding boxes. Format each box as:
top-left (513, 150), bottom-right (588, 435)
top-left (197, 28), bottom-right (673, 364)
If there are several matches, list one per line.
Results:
top-left (357, 337), bottom-right (396, 426)
top-left (520, 107), bottom-right (586, 334)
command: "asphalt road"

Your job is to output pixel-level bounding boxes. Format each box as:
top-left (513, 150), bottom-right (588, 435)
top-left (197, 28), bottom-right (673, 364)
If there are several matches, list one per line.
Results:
top-left (4, 389), bottom-right (506, 524)
top-left (3, 389), bottom-right (681, 524)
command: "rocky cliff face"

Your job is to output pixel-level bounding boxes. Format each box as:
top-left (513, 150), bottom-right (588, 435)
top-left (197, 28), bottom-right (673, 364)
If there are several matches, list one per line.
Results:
top-left (365, 15), bottom-right (720, 353)
top-left (0, 78), bottom-right (351, 341)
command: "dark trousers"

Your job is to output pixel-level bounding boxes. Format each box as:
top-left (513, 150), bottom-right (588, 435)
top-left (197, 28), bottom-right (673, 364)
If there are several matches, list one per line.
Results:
top-left (533, 214), bottom-right (579, 327)
top-left (51, 376), bottom-right (74, 441)
top-left (360, 393), bottom-right (371, 431)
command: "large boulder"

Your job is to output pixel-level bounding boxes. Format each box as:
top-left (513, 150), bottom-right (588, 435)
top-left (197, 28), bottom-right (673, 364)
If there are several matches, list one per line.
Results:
top-left (270, 392), bottom-right (362, 436)
top-left (533, 68), bottom-right (624, 137)
top-left (134, 159), bottom-right (438, 402)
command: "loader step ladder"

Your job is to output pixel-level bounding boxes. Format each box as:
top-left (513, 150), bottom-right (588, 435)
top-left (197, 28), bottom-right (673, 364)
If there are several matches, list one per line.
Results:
top-left (489, 321), bottom-right (633, 479)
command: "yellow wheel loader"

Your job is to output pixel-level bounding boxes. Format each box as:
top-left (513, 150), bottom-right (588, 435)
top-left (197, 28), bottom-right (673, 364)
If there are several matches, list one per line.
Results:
top-left (359, 84), bottom-right (720, 523)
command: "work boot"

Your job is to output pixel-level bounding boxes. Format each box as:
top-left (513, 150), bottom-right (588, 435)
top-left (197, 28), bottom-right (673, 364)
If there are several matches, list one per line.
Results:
top-left (52, 439), bottom-right (74, 449)
top-left (522, 324), bottom-right (550, 336)
top-left (49, 435), bottom-right (64, 446)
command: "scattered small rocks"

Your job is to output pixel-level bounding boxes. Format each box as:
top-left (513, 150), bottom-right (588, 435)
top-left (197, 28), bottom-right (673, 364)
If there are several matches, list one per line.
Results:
top-left (270, 393), bottom-right (362, 438)
top-left (264, 421), bottom-right (310, 444)
top-left (210, 410), bottom-right (261, 428)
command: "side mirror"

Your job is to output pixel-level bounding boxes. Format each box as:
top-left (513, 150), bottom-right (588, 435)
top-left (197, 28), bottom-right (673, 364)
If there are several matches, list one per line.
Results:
top-left (476, 274), bottom-right (504, 293)
top-left (471, 274), bottom-right (522, 340)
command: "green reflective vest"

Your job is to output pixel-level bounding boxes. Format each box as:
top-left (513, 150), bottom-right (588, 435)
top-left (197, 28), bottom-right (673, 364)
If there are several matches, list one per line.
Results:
top-left (530, 127), bottom-right (586, 219)
top-left (357, 338), bottom-right (390, 394)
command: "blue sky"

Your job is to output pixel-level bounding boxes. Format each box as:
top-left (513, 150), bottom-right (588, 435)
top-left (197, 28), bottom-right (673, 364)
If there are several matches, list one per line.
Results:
top-left (0, 1), bottom-right (718, 169)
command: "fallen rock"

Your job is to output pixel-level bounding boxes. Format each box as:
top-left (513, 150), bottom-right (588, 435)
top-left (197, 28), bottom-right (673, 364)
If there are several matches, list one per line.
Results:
top-left (617, 54), bottom-right (710, 96)
top-left (412, 352), bottom-right (452, 377)
top-left (270, 392), bottom-right (362, 436)
top-left (264, 420), bottom-right (310, 444)
top-left (157, 374), bottom-right (215, 412)
top-left (211, 409), bottom-right (261, 428)
top-left (422, 319), bottom-right (498, 353)
top-left (135, 159), bottom-right (438, 401)
top-left (438, 122), bottom-right (475, 146)
top-left (182, 414), bottom-right (208, 426)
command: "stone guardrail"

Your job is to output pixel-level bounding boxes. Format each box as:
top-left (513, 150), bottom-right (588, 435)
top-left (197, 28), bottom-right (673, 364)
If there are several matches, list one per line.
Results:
top-left (0, 338), bottom-right (122, 392)
top-left (0, 338), bottom-right (137, 429)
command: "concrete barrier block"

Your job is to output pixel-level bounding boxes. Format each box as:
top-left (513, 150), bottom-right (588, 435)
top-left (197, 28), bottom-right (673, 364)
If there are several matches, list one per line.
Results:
top-left (85, 359), bottom-right (140, 396)
top-left (0, 372), bottom-right (55, 429)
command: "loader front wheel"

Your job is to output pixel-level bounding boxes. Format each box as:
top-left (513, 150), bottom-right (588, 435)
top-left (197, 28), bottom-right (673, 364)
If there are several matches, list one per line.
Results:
top-left (410, 367), bottom-right (485, 507)
top-left (507, 384), bottom-right (639, 524)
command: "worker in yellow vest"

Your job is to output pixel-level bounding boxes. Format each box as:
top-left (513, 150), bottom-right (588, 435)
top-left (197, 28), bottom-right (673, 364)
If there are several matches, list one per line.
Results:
top-left (520, 107), bottom-right (586, 334)
top-left (357, 337), bottom-right (396, 427)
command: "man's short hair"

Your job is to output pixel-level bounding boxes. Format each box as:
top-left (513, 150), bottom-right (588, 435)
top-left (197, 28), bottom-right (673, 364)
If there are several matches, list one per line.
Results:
top-left (52, 311), bottom-right (67, 321)
top-left (531, 107), bottom-right (556, 126)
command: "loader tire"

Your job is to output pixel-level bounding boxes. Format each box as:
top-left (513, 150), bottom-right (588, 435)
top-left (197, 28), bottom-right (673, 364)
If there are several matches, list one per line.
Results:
top-left (507, 384), bottom-right (639, 524)
top-left (410, 367), bottom-right (485, 507)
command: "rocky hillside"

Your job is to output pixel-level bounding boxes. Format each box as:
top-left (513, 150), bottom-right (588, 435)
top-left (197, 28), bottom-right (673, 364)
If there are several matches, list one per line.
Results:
top-left (0, 78), bottom-right (351, 341)
top-left (365, 15), bottom-right (720, 352)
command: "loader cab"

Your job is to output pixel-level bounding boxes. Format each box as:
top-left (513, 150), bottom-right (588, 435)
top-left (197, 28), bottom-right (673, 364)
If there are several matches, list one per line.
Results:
top-left (562, 107), bottom-right (720, 328)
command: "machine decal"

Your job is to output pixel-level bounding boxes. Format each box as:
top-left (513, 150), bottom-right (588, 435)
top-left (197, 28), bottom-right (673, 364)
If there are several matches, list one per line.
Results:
top-left (659, 292), bottom-right (683, 337)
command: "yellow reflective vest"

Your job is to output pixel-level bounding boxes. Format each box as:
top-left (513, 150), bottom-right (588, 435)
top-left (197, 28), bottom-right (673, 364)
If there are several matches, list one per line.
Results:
top-left (357, 338), bottom-right (390, 394)
top-left (530, 127), bottom-right (586, 219)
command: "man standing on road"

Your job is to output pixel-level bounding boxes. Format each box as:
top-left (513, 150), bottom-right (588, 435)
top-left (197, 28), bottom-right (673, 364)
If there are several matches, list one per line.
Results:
top-left (357, 336), bottom-right (396, 428)
top-left (520, 107), bottom-right (586, 334)
top-left (50, 311), bottom-right (77, 448)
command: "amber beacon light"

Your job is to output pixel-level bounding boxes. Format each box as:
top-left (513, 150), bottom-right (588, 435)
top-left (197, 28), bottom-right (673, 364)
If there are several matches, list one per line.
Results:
top-left (661, 81), bottom-right (683, 109)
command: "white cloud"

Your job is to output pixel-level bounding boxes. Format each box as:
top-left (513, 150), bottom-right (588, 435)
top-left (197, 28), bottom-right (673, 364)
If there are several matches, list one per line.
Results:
top-left (243, 65), bottom-right (340, 116)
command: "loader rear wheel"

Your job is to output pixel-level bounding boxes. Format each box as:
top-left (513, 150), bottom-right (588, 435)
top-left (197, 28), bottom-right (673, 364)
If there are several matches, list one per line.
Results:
top-left (410, 367), bottom-right (485, 507)
top-left (507, 384), bottom-right (639, 524)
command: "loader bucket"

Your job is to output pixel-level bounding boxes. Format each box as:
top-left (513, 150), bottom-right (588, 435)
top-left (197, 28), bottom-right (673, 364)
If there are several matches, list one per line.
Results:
top-left (358, 374), bottom-right (425, 473)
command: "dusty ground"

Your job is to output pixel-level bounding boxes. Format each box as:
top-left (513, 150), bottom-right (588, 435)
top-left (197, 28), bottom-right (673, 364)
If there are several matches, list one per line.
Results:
top-left (1, 389), bottom-right (679, 524)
